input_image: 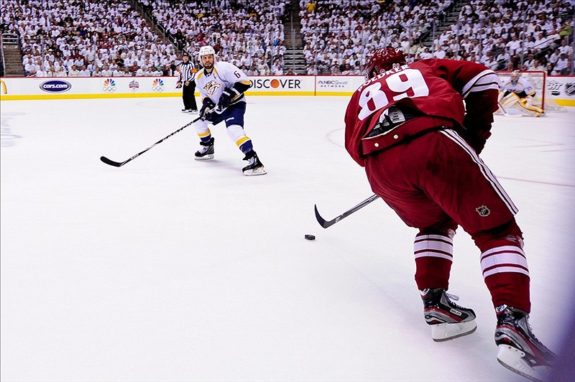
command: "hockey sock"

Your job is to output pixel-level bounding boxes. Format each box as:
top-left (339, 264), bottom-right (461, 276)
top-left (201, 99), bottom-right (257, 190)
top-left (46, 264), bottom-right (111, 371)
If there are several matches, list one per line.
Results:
top-left (414, 233), bottom-right (453, 290)
top-left (227, 124), bottom-right (253, 154)
top-left (196, 125), bottom-right (212, 143)
top-left (473, 220), bottom-right (531, 312)
top-left (480, 243), bottom-right (531, 312)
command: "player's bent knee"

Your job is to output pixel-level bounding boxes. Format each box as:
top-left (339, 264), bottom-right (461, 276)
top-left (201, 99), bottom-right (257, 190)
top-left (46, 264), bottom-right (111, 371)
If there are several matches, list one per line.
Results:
top-left (418, 219), bottom-right (458, 237)
top-left (472, 219), bottom-right (524, 251)
top-left (500, 93), bottom-right (520, 107)
top-left (226, 124), bottom-right (246, 141)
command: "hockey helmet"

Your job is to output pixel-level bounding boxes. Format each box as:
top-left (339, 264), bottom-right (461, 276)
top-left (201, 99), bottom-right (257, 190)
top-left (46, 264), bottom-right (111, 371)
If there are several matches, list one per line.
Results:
top-left (511, 70), bottom-right (520, 82)
top-left (198, 45), bottom-right (216, 60)
top-left (365, 47), bottom-right (407, 79)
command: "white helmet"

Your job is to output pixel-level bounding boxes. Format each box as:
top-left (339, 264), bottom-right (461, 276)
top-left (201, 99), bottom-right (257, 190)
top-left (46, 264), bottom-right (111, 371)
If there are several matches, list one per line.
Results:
top-left (198, 45), bottom-right (216, 60)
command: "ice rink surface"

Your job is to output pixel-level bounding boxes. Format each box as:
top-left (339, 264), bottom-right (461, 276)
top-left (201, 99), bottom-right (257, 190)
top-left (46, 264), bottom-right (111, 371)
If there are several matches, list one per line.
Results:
top-left (1, 96), bottom-right (574, 382)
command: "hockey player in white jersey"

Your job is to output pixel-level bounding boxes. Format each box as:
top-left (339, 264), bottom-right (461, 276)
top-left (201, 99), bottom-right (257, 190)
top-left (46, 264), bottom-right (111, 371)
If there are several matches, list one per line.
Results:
top-left (499, 71), bottom-right (544, 117)
top-left (193, 45), bottom-right (266, 176)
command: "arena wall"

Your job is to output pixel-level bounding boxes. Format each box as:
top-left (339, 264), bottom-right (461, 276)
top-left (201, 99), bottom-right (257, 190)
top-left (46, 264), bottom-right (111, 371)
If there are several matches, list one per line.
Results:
top-left (0, 76), bottom-right (574, 107)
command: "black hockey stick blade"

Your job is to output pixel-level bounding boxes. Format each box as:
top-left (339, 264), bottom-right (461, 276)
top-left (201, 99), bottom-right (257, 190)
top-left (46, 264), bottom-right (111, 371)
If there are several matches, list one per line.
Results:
top-left (99, 117), bottom-right (201, 168)
top-left (314, 204), bottom-right (337, 228)
top-left (314, 194), bottom-right (380, 229)
top-left (100, 156), bottom-right (124, 167)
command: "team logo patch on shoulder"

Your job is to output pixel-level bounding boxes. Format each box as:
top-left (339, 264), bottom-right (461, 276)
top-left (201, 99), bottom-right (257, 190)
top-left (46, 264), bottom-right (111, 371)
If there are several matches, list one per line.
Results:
top-left (476, 205), bottom-right (491, 217)
top-left (204, 80), bottom-right (221, 96)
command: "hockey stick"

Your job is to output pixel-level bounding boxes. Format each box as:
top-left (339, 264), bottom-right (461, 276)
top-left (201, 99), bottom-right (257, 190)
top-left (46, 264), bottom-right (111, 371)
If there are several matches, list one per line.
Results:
top-left (100, 116), bottom-right (202, 167)
top-left (314, 194), bottom-right (380, 229)
top-left (497, 101), bottom-right (508, 115)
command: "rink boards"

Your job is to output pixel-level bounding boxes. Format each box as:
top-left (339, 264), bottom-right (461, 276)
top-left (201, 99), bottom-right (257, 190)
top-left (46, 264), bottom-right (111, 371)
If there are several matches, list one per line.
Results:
top-left (0, 75), bottom-right (574, 106)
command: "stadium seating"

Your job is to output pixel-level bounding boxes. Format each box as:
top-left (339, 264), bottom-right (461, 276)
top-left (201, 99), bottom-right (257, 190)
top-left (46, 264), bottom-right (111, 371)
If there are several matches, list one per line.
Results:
top-left (0, 0), bottom-right (572, 77)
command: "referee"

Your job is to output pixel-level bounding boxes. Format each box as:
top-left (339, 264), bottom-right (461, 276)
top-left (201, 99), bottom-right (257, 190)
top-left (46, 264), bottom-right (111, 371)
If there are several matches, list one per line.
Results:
top-left (176, 52), bottom-right (198, 113)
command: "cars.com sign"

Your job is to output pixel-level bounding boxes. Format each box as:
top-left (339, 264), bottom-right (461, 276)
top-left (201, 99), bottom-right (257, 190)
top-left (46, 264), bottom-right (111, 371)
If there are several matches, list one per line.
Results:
top-left (40, 80), bottom-right (72, 92)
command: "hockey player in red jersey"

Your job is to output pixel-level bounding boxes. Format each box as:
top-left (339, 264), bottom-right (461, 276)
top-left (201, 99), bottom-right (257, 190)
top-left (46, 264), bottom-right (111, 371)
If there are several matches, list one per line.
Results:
top-left (344, 47), bottom-right (554, 381)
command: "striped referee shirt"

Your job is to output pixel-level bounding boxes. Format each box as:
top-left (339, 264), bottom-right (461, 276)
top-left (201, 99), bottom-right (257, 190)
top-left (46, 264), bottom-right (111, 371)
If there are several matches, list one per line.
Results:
top-left (178, 62), bottom-right (195, 82)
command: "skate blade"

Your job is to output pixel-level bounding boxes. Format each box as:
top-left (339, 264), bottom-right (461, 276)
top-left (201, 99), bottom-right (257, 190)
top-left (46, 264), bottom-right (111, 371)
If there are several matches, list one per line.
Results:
top-left (497, 345), bottom-right (550, 382)
top-left (195, 155), bottom-right (214, 161)
top-left (243, 167), bottom-right (267, 176)
top-left (432, 320), bottom-right (477, 341)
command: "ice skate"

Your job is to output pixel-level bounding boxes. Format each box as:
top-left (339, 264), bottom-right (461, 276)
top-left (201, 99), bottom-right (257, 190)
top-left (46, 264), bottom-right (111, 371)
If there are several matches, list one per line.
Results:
top-left (242, 151), bottom-right (266, 176)
top-left (495, 305), bottom-right (555, 382)
top-left (421, 288), bottom-right (477, 341)
top-left (195, 137), bottom-right (214, 160)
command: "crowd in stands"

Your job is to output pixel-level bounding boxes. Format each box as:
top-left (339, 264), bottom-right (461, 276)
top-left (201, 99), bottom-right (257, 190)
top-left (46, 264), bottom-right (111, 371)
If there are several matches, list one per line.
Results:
top-left (300, 0), bottom-right (454, 75)
top-left (1, 0), bottom-right (178, 77)
top-left (139, 0), bottom-right (289, 75)
top-left (426, 0), bottom-right (574, 75)
top-left (299, 0), bottom-right (573, 75)
top-left (0, 0), bottom-right (573, 78)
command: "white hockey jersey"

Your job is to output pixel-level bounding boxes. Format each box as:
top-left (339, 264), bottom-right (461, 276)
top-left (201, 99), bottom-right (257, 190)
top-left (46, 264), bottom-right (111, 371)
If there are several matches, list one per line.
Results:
top-left (194, 61), bottom-right (251, 104)
top-left (500, 77), bottom-right (536, 96)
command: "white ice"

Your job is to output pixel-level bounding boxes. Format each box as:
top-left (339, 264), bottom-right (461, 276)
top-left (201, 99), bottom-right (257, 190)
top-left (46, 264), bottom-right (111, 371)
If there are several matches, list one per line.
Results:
top-left (1, 96), bottom-right (574, 382)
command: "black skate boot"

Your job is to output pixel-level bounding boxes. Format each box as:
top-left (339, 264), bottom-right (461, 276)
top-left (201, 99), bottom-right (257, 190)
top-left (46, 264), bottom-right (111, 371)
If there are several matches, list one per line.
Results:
top-left (195, 137), bottom-right (214, 160)
top-left (495, 305), bottom-right (555, 381)
top-left (421, 288), bottom-right (477, 341)
top-left (242, 151), bottom-right (266, 176)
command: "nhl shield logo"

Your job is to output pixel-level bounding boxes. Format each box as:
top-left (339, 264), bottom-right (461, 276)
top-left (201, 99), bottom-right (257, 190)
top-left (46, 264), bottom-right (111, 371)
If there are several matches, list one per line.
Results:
top-left (476, 205), bottom-right (491, 217)
top-left (565, 83), bottom-right (575, 96)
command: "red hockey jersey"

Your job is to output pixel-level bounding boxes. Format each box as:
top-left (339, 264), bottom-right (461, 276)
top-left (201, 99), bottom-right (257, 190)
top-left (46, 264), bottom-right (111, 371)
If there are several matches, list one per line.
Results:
top-left (345, 59), bottom-right (500, 166)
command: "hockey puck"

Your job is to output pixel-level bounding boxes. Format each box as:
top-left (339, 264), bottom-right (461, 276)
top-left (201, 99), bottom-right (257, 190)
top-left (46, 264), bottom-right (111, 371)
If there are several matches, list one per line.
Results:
top-left (305, 234), bottom-right (316, 241)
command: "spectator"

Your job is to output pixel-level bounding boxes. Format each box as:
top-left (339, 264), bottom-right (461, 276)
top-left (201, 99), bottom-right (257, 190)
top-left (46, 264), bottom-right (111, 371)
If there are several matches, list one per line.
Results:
top-left (2, 0), bottom-right (177, 77)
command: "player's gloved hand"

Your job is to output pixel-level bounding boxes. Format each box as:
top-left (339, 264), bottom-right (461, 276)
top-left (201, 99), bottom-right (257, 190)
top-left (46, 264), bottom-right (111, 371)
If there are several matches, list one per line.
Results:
top-left (463, 130), bottom-right (491, 154)
top-left (462, 114), bottom-right (492, 154)
top-left (200, 97), bottom-right (216, 121)
top-left (218, 89), bottom-right (235, 109)
top-left (462, 90), bottom-right (497, 154)
top-left (176, 81), bottom-right (182, 89)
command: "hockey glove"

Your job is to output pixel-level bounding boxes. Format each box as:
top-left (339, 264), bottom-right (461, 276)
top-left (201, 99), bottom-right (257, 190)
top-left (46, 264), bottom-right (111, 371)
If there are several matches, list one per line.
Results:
top-left (218, 89), bottom-right (235, 109)
top-left (200, 97), bottom-right (216, 121)
top-left (463, 89), bottom-right (498, 154)
top-left (461, 127), bottom-right (491, 154)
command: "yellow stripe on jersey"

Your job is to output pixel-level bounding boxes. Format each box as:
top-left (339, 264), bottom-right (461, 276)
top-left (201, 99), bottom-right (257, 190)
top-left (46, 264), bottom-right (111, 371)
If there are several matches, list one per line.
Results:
top-left (235, 136), bottom-right (251, 147)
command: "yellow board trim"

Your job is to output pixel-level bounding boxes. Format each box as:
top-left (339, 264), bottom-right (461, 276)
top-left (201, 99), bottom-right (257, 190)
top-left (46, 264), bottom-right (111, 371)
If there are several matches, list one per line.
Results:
top-left (554, 99), bottom-right (575, 107)
top-left (315, 91), bottom-right (355, 96)
top-left (245, 91), bottom-right (316, 96)
top-left (0, 91), bottom-right (317, 100)
top-left (0, 92), bottom-right (181, 100)
top-left (1, 91), bottom-right (573, 106)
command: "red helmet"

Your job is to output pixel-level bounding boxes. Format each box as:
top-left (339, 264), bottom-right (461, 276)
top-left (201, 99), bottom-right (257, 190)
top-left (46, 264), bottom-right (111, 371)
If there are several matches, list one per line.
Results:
top-left (365, 47), bottom-right (407, 78)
